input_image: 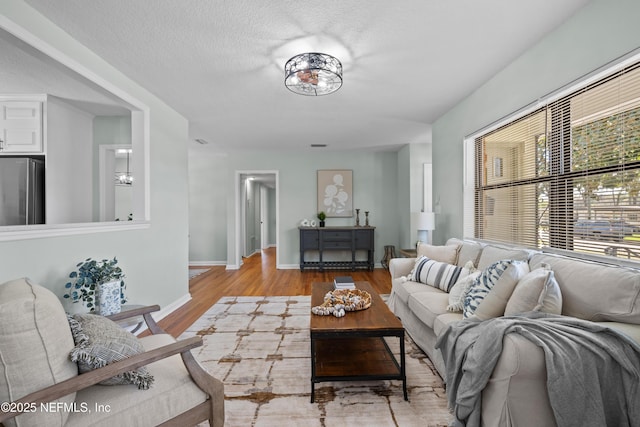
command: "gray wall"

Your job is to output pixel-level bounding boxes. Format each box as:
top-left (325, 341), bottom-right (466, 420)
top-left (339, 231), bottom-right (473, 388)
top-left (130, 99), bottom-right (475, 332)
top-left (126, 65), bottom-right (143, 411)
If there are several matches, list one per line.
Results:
top-left (45, 96), bottom-right (93, 224)
top-left (395, 143), bottom-right (432, 249)
top-left (267, 187), bottom-right (276, 246)
top-left (245, 178), bottom-right (260, 256)
top-left (0, 3), bottom-right (191, 311)
top-left (188, 148), bottom-right (419, 267)
top-left (432, 0), bottom-right (640, 244)
top-left (188, 148), bottom-right (229, 264)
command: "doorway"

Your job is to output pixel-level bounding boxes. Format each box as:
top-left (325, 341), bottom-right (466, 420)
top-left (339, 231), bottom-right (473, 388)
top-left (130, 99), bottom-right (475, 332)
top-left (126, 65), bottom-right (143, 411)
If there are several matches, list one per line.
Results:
top-left (99, 144), bottom-right (133, 222)
top-left (235, 170), bottom-right (279, 269)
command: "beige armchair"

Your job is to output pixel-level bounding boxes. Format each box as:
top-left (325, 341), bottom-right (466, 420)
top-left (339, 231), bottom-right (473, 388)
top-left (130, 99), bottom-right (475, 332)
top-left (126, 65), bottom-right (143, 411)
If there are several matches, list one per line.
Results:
top-left (0, 278), bottom-right (224, 427)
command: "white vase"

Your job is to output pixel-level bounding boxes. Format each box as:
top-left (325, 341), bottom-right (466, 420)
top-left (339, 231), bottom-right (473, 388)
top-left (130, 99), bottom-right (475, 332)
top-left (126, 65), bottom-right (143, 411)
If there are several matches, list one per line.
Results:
top-left (95, 280), bottom-right (122, 316)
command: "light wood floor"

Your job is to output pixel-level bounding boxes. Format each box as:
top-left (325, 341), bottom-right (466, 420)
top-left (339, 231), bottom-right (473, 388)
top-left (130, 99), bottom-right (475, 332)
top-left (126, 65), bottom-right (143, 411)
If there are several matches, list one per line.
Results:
top-left (156, 247), bottom-right (393, 337)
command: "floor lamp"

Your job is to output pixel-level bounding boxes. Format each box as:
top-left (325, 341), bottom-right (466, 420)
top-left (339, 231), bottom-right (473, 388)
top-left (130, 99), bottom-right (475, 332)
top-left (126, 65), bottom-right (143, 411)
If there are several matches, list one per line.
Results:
top-left (413, 211), bottom-right (435, 246)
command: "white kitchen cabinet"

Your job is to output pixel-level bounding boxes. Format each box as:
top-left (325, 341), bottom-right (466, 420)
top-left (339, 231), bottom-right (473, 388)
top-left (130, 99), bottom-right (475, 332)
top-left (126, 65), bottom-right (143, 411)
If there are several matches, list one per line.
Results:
top-left (0, 100), bottom-right (43, 153)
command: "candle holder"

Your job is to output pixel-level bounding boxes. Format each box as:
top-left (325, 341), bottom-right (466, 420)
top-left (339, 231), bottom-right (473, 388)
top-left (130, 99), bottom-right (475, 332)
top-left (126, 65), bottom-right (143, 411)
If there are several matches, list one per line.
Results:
top-left (365, 211), bottom-right (370, 226)
top-left (355, 209), bottom-right (360, 227)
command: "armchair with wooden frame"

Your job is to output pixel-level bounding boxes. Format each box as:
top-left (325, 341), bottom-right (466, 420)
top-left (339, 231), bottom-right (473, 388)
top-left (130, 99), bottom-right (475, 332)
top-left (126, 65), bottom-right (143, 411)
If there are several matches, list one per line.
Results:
top-left (0, 277), bottom-right (224, 427)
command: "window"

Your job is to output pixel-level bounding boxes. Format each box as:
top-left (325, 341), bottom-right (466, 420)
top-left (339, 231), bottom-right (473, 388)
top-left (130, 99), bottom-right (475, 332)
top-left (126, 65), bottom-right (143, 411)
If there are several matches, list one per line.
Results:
top-left (472, 59), bottom-right (640, 261)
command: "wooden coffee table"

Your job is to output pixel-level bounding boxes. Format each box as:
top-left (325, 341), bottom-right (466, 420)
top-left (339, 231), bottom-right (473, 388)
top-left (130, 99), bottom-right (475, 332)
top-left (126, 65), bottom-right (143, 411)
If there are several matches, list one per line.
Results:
top-left (309, 281), bottom-right (407, 402)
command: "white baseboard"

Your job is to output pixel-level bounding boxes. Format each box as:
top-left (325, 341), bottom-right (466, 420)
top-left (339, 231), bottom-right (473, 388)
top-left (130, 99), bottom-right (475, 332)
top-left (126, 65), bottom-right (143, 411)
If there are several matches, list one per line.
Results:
top-left (154, 293), bottom-right (192, 321)
top-left (189, 261), bottom-right (226, 267)
top-left (189, 259), bottom-right (239, 269)
top-left (278, 263), bottom-right (299, 269)
top-left (133, 293), bottom-right (191, 335)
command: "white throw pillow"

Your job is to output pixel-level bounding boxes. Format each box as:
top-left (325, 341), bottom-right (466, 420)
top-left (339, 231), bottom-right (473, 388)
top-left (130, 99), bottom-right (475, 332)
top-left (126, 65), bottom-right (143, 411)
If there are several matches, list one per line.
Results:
top-left (463, 259), bottom-right (530, 319)
top-left (416, 243), bottom-right (461, 265)
top-left (505, 264), bottom-right (563, 316)
top-left (473, 261), bottom-right (531, 320)
top-left (409, 256), bottom-right (474, 292)
top-left (447, 269), bottom-right (481, 312)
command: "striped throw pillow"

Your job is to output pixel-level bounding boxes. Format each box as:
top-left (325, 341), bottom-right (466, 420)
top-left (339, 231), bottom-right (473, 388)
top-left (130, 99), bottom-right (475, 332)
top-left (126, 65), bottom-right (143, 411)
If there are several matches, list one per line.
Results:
top-left (409, 256), bottom-right (473, 292)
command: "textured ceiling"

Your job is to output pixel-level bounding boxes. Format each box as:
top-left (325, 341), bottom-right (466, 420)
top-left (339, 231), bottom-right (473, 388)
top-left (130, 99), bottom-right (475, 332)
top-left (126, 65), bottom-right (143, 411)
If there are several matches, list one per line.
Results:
top-left (0, 28), bottom-right (131, 115)
top-left (21, 0), bottom-right (590, 152)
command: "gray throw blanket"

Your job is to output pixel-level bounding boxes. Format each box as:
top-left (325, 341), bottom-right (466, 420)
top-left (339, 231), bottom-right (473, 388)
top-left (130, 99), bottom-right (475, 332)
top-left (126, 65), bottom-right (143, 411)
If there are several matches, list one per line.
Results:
top-left (435, 312), bottom-right (640, 427)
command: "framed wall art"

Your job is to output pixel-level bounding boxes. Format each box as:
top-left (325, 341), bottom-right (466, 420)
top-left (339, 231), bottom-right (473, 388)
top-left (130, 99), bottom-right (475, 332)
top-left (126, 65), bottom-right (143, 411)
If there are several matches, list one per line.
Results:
top-left (317, 170), bottom-right (353, 217)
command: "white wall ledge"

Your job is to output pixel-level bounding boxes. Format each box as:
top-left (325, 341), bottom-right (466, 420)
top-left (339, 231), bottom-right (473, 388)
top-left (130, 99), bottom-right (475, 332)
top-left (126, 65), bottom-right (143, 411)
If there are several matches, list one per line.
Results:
top-left (0, 221), bottom-right (150, 241)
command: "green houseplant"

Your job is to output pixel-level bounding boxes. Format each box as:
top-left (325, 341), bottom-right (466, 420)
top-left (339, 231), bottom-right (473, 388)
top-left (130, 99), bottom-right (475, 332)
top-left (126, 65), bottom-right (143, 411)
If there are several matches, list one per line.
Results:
top-left (63, 257), bottom-right (127, 314)
top-left (317, 211), bottom-right (326, 227)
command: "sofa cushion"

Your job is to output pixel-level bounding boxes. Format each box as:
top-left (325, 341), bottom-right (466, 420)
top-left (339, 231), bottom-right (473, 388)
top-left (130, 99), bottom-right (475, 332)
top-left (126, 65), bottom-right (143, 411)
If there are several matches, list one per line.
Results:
top-left (408, 291), bottom-right (450, 328)
top-left (477, 245), bottom-right (532, 270)
top-left (530, 253), bottom-right (640, 323)
top-left (65, 334), bottom-right (209, 427)
top-left (447, 271), bottom-right (481, 312)
top-left (0, 277), bottom-right (78, 427)
top-left (504, 265), bottom-right (562, 316)
top-left (409, 256), bottom-right (474, 292)
top-left (417, 242), bottom-right (460, 264)
top-left (446, 238), bottom-right (485, 267)
top-left (464, 260), bottom-right (529, 319)
top-left (433, 312), bottom-right (464, 337)
top-left (392, 278), bottom-right (442, 304)
top-left (68, 313), bottom-right (154, 389)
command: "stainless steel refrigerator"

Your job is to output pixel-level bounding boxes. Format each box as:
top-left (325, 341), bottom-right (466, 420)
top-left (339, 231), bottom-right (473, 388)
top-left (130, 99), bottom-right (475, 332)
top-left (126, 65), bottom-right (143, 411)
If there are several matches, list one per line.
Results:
top-left (0, 157), bottom-right (45, 226)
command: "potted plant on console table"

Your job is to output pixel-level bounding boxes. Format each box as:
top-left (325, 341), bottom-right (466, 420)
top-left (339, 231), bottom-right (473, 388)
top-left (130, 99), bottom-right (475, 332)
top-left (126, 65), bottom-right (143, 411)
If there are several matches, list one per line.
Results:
top-left (63, 257), bottom-right (127, 316)
top-left (317, 211), bottom-right (326, 227)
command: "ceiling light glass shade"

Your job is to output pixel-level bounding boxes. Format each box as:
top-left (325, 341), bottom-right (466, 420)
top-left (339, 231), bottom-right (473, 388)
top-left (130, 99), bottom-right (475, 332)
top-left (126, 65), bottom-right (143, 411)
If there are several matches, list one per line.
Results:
top-left (117, 173), bottom-right (134, 185)
top-left (284, 52), bottom-right (343, 96)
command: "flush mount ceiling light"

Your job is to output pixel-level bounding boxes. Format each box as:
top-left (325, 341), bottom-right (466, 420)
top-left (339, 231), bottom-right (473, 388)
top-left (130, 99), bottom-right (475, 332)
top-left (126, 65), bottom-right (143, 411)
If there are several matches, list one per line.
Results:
top-left (284, 52), bottom-right (343, 96)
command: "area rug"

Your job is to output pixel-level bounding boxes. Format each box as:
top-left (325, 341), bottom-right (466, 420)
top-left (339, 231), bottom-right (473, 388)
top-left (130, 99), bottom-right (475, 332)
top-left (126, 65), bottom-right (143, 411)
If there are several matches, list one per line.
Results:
top-left (188, 268), bottom-right (210, 279)
top-left (179, 296), bottom-right (452, 427)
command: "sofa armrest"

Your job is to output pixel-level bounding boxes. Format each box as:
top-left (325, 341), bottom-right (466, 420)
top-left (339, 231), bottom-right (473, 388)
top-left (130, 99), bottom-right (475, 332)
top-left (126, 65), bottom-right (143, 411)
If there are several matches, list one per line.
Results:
top-left (389, 257), bottom-right (416, 279)
top-left (482, 334), bottom-right (556, 427)
top-left (0, 336), bottom-right (203, 422)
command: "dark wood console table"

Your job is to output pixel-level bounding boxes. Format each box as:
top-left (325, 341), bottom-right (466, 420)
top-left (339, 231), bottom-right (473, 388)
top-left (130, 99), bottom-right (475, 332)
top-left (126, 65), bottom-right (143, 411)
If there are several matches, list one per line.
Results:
top-left (299, 226), bottom-right (375, 271)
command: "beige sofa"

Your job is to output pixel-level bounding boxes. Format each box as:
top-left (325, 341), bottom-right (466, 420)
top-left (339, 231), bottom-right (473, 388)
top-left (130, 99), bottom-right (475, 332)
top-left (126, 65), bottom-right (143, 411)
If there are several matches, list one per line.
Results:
top-left (0, 277), bottom-right (224, 427)
top-left (387, 238), bottom-right (640, 427)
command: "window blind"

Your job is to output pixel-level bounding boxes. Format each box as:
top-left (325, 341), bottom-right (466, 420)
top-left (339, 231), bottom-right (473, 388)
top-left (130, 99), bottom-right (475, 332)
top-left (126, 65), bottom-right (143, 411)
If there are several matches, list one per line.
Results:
top-left (475, 61), bottom-right (640, 262)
